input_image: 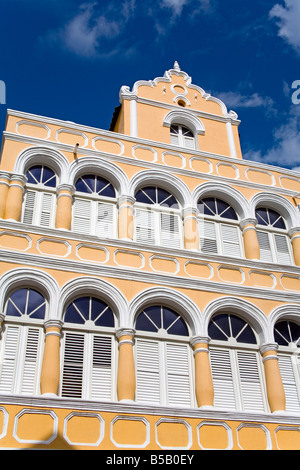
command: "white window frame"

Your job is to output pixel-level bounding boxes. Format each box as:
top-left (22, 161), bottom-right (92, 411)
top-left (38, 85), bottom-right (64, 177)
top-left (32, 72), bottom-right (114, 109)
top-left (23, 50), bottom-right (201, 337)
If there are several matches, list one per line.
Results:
top-left (135, 330), bottom-right (195, 408)
top-left (170, 124), bottom-right (195, 149)
top-left (256, 227), bottom-right (293, 265)
top-left (197, 213), bottom-right (243, 258)
top-left (22, 185), bottom-right (57, 228)
top-left (277, 346), bottom-right (300, 413)
top-left (60, 322), bottom-right (117, 401)
top-left (134, 202), bottom-right (183, 249)
top-left (72, 192), bottom-right (117, 239)
top-left (209, 339), bottom-right (269, 413)
top-left (0, 316), bottom-right (44, 395)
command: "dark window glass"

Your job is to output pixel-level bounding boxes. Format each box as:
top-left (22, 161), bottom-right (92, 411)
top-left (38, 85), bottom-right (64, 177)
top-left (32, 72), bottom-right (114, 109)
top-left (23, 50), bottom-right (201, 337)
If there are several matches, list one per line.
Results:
top-left (75, 174), bottom-right (115, 198)
top-left (198, 198), bottom-right (238, 220)
top-left (135, 186), bottom-right (178, 208)
top-left (135, 305), bottom-right (188, 336)
top-left (274, 321), bottom-right (300, 347)
top-left (255, 207), bottom-right (286, 229)
top-left (64, 296), bottom-right (114, 327)
top-left (6, 288), bottom-right (46, 319)
top-left (209, 313), bottom-right (256, 344)
top-left (26, 165), bottom-right (57, 187)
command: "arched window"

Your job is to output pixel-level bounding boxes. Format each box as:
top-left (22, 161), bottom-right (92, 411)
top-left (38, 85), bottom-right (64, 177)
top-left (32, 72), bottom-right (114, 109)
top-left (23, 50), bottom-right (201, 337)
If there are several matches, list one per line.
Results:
top-left (197, 197), bottom-right (242, 257)
top-left (0, 288), bottom-right (46, 395)
top-left (22, 165), bottom-right (57, 227)
top-left (274, 320), bottom-right (300, 412)
top-left (60, 296), bottom-right (116, 400)
top-left (170, 124), bottom-right (195, 149)
top-left (255, 207), bottom-right (292, 264)
top-left (135, 305), bottom-right (194, 407)
top-left (135, 186), bottom-right (182, 248)
top-left (72, 174), bottom-right (117, 238)
top-left (208, 313), bottom-right (268, 412)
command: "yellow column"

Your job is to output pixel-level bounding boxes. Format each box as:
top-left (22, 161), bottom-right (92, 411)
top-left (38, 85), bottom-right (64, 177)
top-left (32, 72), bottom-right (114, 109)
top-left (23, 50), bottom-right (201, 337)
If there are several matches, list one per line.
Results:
top-left (260, 343), bottom-right (286, 413)
top-left (4, 175), bottom-right (26, 221)
top-left (183, 208), bottom-right (199, 250)
top-left (289, 228), bottom-right (300, 266)
top-left (191, 336), bottom-right (214, 408)
top-left (118, 196), bottom-right (135, 240)
top-left (40, 320), bottom-right (63, 396)
top-left (0, 172), bottom-right (10, 218)
top-left (55, 184), bottom-right (74, 230)
top-left (241, 218), bottom-right (260, 260)
top-left (116, 328), bottom-right (136, 401)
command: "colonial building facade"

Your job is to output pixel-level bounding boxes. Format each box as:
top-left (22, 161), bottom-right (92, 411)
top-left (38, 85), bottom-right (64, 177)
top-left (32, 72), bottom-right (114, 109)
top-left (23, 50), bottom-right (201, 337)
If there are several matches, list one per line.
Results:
top-left (0, 63), bottom-right (300, 449)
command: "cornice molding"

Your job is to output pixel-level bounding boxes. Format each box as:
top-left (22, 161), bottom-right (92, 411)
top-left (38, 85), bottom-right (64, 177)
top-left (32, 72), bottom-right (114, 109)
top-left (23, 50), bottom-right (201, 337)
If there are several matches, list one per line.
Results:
top-left (1, 394), bottom-right (299, 425)
top-left (3, 131), bottom-right (300, 198)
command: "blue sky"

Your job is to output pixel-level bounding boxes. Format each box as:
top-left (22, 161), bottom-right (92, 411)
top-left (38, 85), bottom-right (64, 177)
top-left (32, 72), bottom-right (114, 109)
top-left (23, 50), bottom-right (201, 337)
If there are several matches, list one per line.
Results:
top-left (0, 0), bottom-right (300, 171)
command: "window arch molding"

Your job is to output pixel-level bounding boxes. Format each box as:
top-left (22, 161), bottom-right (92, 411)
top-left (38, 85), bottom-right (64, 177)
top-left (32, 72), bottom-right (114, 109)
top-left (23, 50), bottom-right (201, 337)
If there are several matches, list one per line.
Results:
top-left (69, 157), bottom-right (129, 196)
top-left (128, 286), bottom-right (202, 336)
top-left (269, 304), bottom-right (300, 341)
top-left (163, 109), bottom-right (205, 137)
top-left (250, 193), bottom-right (298, 230)
top-left (129, 169), bottom-right (192, 208)
top-left (193, 182), bottom-right (250, 221)
top-left (0, 267), bottom-right (59, 321)
top-left (203, 297), bottom-right (269, 345)
top-left (58, 277), bottom-right (128, 327)
top-left (14, 147), bottom-right (69, 185)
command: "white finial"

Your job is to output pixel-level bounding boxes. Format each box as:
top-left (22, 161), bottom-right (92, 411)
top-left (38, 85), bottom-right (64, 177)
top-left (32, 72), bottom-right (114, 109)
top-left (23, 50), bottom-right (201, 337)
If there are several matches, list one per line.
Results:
top-left (173, 61), bottom-right (180, 71)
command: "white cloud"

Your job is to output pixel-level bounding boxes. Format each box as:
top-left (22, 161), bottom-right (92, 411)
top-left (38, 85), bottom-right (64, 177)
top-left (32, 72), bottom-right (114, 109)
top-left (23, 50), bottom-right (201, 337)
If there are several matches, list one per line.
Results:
top-left (270, 0), bottom-right (300, 53)
top-left (47, 1), bottom-right (136, 58)
top-left (217, 91), bottom-right (275, 111)
top-left (244, 106), bottom-right (300, 170)
top-left (160, 0), bottom-right (212, 16)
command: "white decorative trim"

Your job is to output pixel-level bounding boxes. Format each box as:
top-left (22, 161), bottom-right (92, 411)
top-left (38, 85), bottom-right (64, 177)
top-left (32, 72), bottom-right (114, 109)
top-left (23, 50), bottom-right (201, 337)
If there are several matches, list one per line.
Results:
top-left (110, 415), bottom-right (150, 449)
top-left (92, 135), bottom-right (124, 155)
top-left (16, 120), bottom-right (51, 139)
top-left (197, 420), bottom-right (233, 450)
top-left (13, 409), bottom-right (58, 444)
top-left (132, 144), bottom-right (157, 162)
top-left (0, 407), bottom-right (9, 440)
top-left (63, 411), bottom-right (105, 447)
top-left (237, 423), bottom-right (272, 450)
top-left (155, 417), bottom-right (192, 450)
top-left (56, 128), bottom-right (88, 148)
top-left (163, 109), bottom-right (205, 135)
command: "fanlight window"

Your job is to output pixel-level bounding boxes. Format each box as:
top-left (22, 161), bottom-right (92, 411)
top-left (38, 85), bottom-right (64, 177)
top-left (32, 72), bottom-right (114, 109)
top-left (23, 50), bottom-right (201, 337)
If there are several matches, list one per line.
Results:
top-left (135, 186), bottom-right (182, 248)
top-left (275, 320), bottom-right (300, 413)
top-left (61, 296), bottom-right (115, 401)
top-left (255, 207), bottom-right (292, 264)
top-left (22, 165), bottom-right (57, 227)
top-left (170, 124), bottom-right (195, 149)
top-left (73, 174), bottom-right (117, 238)
top-left (0, 288), bottom-right (46, 395)
top-left (208, 313), bottom-right (267, 412)
top-left (135, 305), bottom-right (194, 407)
top-left (197, 197), bottom-right (242, 257)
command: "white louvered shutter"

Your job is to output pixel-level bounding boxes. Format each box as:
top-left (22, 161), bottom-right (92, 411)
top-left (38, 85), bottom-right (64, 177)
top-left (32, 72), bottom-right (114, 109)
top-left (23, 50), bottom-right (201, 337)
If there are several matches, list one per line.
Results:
top-left (166, 343), bottom-right (192, 407)
top-left (0, 325), bottom-right (42, 395)
top-left (135, 339), bottom-right (160, 404)
top-left (183, 135), bottom-right (195, 149)
top-left (73, 198), bottom-right (91, 234)
top-left (210, 348), bottom-right (236, 410)
top-left (237, 351), bottom-right (265, 412)
top-left (257, 231), bottom-right (273, 262)
top-left (274, 234), bottom-right (291, 265)
top-left (135, 208), bottom-right (155, 245)
top-left (278, 354), bottom-right (300, 412)
top-left (199, 220), bottom-right (218, 254)
top-left (23, 190), bottom-right (36, 224)
top-left (161, 212), bottom-right (181, 248)
top-left (221, 224), bottom-right (241, 257)
top-left (0, 325), bottom-right (20, 393)
top-left (21, 327), bottom-right (42, 395)
top-left (61, 332), bottom-right (84, 398)
top-left (91, 335), bottom-right (112, 400)
top-left (39, 192), bottom-right (54, 227)
top-left (170, 133), bottom-right (179, 146)
top-left (97, 202), bottom-right (114, 238)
